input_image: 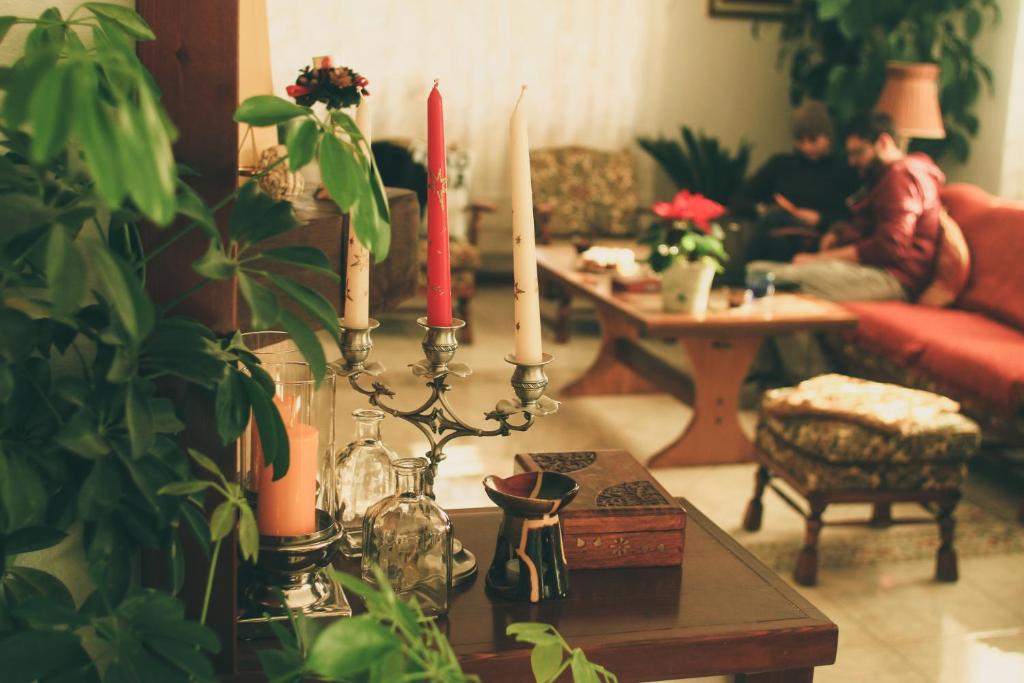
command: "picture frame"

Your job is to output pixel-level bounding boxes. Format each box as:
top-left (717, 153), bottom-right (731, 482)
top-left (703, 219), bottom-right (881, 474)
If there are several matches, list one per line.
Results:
top-left (708, 0), bottom-right (798, 19)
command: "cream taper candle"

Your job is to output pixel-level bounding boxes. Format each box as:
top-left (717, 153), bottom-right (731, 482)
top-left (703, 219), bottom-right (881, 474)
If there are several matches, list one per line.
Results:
top-left (509, 86), bottom-right (543, 363)
top-left (343, 98), bottom-right (372, 328)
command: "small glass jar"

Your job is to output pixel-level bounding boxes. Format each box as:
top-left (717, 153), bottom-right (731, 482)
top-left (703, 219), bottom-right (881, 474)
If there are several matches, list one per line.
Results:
top-left (361, 458), bottom-right (453, 617)
top-left (336, 409), bottom-right (397, 558)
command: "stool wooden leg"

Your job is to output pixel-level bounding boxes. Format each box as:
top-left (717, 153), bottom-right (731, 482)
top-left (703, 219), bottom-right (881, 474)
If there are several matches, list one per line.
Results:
top-left (935, 497), bottom-right (959, 582)
top-left (869, 502), bottom-right (893, 528)
top-left (743, 465), bottom-right (770, 532)
top-left (556, 290), bottom-right (572, 344)
top-left (795, 501), bottom-right (826, 587)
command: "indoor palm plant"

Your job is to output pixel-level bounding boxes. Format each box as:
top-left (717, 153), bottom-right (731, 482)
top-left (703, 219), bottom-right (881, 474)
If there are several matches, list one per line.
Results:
top-left (0, 5), bottom-right (615, 681)
top-left (640, 190), bottom-right (728, 315)
top-left (636, 126), bottom-right (751, 205)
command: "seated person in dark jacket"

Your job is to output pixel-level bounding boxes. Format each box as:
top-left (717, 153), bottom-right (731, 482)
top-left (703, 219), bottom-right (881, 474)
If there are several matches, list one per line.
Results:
top-left (731, 100), bottom-right (859, 262)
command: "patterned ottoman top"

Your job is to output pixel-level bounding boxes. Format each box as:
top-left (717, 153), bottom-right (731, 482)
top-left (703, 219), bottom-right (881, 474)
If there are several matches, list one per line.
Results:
top-left (762, 374), bottom-right (976, 437)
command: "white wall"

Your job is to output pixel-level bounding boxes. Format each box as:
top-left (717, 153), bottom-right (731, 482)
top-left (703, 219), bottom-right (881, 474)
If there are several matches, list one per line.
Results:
top-left (266, 0), bottom-right (793, 262)
top-left (946, 0), bottom-right (1024, 198)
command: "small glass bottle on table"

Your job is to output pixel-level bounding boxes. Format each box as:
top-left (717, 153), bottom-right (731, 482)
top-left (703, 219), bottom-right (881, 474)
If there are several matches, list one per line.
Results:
top-left (361, 457), bottom-right (453, 616)
top-left (336, 408), bottom-right (397, 558)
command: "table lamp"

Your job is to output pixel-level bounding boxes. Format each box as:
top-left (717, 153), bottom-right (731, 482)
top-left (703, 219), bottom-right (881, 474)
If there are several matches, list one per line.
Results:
top-left (874, 61), bottom-right (946, 148)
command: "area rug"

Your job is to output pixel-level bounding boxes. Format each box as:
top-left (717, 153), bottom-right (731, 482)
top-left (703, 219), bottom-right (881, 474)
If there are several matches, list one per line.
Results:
top-left (739, 496), bottom-right (1024, 574)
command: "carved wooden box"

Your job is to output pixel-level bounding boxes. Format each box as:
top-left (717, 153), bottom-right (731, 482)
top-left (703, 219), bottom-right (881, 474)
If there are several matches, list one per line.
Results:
top-left (514, 450), bottom-right (686, 569)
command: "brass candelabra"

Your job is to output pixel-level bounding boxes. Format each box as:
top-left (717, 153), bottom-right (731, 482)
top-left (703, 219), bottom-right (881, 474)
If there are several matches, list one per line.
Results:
top-left (333, 317), bottom-right (558, 585)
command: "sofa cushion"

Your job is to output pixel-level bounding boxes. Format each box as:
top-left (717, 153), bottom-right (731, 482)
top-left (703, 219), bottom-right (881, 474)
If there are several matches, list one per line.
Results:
top-left (917, 209), bottom-right (970, 307)
top-left (844, 301), bottom-right (1024, 416)
top-left (941, 184), bottom-right (1024, 330)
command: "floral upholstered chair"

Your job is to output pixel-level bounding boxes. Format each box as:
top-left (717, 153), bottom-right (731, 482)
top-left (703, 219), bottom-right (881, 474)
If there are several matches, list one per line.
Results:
top-left (530, 146), bottom-right (641, 342)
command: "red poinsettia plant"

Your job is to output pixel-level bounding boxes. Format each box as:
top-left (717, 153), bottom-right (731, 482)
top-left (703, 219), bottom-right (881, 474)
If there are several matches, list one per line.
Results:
top-left (286, 57), bottom-right (369, 110)
top-left (641, 190), bottom-right (729, 273)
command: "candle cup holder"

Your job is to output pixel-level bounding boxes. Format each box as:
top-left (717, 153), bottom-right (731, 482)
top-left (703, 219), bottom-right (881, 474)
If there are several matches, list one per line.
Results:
top-left (337, 320), bottom-right (385, 377)
top-left (340, 318), bottom-right (559, 587)
top-left (238, 510), bottom-right (351, 636)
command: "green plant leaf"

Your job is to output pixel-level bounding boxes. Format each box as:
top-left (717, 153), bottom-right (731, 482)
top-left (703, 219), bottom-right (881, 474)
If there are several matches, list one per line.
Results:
top-left (193, 241), bottom-right (238, 280)
top-left (28, 63), bottom-right (71, 163)
top-left (215, 369), bottom-right (251, 445)
top-left (258, 648), bottom-right (304, 682)
top-left (176, 182), bottom-right (219, 238)
top-left (157, 480), bottom-right (213, 496)
top-left (126, 382), bottom-right (156, 457)
top-left (0, 630), bottom-right (92, 683)
top-left (235, 95), bottom-right (307, 127)
top-left (116, 78), bottom-right (178, 226)
top-left (278, 309), bottom-right (326, 384)
top-left (2, 567), bottom-right (74, 610)
top-left (187, 448), bottom-right (226, 481)
top-left (55, 409), bottom-right (110, 458)
top-left (570, 648), bottom-right (600, 683)
top-left (241, 374), bottom-right (288, 480)
top-left (229, 181), bottom-right (300, 246)
top-left (367, 157), bottom-right (392, 262)
top-left (329, 110), bottom-right (365, 146)
top-left (237, 502), bottom-right (259, 562)
top-left (319, 133), bottom-right (362, 211)
top-left (209, 501), bottom-right (236, 543)
top-left (2, 527), bottom-right (66, 555)
top-left (73, 62), bottom-right (126, 208)
top-left (0, 17), bottom-right (16, 46)
top-left (78, 458), bottom-right (123, 520)
top-left (531, 641), bottom-right (563, 682)
top-left (179, 500), bottom-right (211, 559)
top-left (89, 244), bottom-right (155, 341)
top-left (306, 616), bottom-right (400, 678)
top-left (265, 273), bottom-right (339, 341)
top-left (0, 451), bottom-right (47, 529)
top-left (507, 623), bottom-right (554, 636)
top-left (9, 596), bottom-right (86, 628)
top-left (238, 273), bottom-right (281, 330)
top-left (257, 246), bottom-right (339, 280)
top-left (0, 309), bottom-right (35, 363)
top-left (45, 227), bottom-right (86, 317)
top-left (285, 117), bottom-right (318, 172)
top-left (84, 3), bottom-right (155, 40)
top-left (146, 635), bottom-right (216, 681)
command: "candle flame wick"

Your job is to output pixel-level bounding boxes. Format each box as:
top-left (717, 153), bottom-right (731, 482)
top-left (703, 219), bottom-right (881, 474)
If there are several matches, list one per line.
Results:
top-left (515, 85), bottom-right (527, 111)
top-left (433, 78), bottom-right (440, 88)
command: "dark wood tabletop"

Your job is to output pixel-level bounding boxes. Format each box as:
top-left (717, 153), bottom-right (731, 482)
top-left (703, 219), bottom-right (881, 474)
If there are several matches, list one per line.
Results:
top-left (537, 245), bottom-right (857, 338)
top-left (238, 499), bottom-right (837, 682)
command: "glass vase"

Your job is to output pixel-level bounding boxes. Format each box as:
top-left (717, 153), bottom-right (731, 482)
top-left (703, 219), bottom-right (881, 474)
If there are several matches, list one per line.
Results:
top-left (361, 458), bottom-right (453, 617)
top-left (336, 409), bottom-right (397, 558)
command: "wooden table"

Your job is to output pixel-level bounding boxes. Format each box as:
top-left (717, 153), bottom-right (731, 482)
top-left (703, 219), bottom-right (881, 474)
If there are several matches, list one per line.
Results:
top-left (537, 245), bottom-right (857, 467)
top-left (234, 500), bottom-right (837, 681)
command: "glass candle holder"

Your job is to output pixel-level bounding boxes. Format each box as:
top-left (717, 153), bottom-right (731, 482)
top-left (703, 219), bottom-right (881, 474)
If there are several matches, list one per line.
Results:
top-left (240, 360), bottom-right (350, 626)
top-left (362, 458), bottom-right (453, 617)
top-left (238, 331), bottom-right (305, 495)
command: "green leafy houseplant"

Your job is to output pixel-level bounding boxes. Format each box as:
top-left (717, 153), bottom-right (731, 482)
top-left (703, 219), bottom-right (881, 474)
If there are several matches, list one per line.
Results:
top-left (0, 5), bottom-right (618, 681)
top-left (637, 126), bottom-right (751, 205)
top-left (778, 0), bottom-right (1000, 161)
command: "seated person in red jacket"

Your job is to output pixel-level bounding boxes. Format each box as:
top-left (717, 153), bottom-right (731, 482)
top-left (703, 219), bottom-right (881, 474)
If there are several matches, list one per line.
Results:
top-left (731, 100), bottom-right (858, 262)
top-left (749, 111), bottom-right (944, 303)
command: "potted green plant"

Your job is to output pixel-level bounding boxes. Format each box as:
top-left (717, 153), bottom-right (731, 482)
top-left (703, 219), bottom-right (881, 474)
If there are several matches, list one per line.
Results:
top-left (640, 190), bottom-right (729, 315)
top-left (0, 5), bottom-right (617, 681)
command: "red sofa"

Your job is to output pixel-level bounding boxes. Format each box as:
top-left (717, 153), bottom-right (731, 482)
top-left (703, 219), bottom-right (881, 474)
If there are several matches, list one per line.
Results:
top-left (830, 184), bottom-right (1024, 518)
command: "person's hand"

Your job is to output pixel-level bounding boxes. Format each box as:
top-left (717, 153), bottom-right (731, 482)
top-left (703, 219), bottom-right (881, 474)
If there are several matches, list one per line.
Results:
top-left (792, 252), bottom-right (818, 265)
top-left (820, 231), bottom-right (838, 251)
top-left (773, 193), bottom-right (821, 227)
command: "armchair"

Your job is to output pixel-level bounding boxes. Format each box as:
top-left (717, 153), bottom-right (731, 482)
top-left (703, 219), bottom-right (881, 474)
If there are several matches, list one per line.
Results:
top-left (529, 146), bottom-right (642, 342)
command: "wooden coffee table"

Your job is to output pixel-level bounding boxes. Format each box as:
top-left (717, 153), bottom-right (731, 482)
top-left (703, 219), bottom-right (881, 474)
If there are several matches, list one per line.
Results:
top-left (537, 245), bottom-right (857, 467)
top-left (236, 501), bottom-right (837, 681)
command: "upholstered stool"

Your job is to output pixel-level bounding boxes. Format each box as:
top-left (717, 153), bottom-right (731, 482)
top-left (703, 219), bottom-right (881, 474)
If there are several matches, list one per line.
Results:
top-left (742, 374), bottom-right (981, 586)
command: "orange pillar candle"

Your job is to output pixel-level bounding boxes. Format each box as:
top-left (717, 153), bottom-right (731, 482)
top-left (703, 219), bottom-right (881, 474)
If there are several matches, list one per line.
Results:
top-left (257, 421), bottom-right (320, 536)
top-left (425, 80), bottom-right (453, 326)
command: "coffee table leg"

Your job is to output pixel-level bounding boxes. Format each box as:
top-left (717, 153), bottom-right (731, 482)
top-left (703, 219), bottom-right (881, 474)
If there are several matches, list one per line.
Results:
top-left (560, 305), bottom-right (661, 397)
top-left (649, 335), bottom-right (760, 467)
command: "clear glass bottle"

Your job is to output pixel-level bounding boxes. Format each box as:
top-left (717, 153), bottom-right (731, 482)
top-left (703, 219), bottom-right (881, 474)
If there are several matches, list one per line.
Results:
top-left (361, 458), bottom-right (453, 617)
top-left (336, 409), bottom-right (397, 558)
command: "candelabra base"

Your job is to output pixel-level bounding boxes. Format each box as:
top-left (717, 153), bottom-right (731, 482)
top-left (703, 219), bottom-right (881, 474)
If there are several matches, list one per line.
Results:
top-left (453, 539), bottom-right (478, 587)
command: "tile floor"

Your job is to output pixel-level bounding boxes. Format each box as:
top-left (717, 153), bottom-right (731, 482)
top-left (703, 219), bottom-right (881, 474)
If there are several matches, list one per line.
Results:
top-left (330, 285), bottom-right (1024, 683)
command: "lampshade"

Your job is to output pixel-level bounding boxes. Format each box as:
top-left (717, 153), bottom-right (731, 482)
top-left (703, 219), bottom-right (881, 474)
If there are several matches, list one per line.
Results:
top-left (874, 61), bottom-right (946, 140)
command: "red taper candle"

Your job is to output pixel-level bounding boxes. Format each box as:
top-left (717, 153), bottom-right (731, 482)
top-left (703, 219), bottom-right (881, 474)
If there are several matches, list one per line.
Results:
top-left (426, 80), bottom-right (453, 326)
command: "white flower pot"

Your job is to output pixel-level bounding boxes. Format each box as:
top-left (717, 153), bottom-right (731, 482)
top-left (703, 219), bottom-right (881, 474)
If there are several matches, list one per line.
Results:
top-left (661, 260), bottom-right (716, 315)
